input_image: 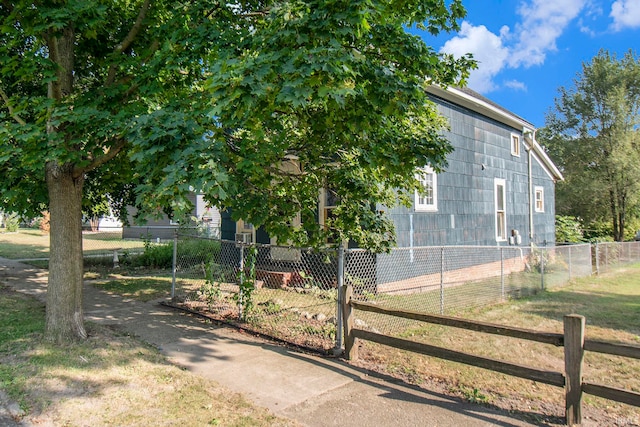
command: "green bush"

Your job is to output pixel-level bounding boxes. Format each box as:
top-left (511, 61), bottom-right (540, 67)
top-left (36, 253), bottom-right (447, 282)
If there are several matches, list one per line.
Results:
top-left (124, 238), bottom-right (222, 269)
top-left (138, 242), bottom-right (174, 268)
top-left (4, 213), bottom-right (20, 232)
top-left (555, 216), bottom-right (584, 243)
top-left (177, 238), bottom-right (221, 260)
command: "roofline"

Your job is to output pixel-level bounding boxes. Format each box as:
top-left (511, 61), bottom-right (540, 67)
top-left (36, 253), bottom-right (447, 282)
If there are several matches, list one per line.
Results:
top-left (427, 85), bottom-right (564, 182)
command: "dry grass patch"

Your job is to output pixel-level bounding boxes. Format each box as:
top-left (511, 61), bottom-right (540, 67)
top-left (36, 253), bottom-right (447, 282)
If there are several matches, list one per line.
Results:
top-left (351, 266), bottom-right (640, 426)
top-left (0, 285), bottom-right (297, 427)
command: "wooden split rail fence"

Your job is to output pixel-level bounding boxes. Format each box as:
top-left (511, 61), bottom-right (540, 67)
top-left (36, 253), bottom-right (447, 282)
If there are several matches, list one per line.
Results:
top-left (340, 286), bottom-right (640, 426)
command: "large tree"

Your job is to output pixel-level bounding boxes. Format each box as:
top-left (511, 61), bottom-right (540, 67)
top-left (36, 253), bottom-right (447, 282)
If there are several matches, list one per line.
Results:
top-left (0, 0), bottom-right (474, 343)
top-left (541, 50), bottom-right (640, 241)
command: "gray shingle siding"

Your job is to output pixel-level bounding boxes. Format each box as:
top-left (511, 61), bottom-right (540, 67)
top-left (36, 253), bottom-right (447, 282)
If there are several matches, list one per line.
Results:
top-left (387, 94), bottom-right (557, 248)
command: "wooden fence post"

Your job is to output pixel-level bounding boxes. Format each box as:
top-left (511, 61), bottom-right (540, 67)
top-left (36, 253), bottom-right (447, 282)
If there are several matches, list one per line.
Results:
top-left (564, 314), bottom-right (585, 426)
top-left (342, 284), bottom-right (358, 361)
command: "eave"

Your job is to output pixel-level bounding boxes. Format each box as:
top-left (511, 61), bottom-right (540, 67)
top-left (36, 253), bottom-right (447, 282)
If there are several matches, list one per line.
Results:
top-left (427, 85), bottom-right (564, 182)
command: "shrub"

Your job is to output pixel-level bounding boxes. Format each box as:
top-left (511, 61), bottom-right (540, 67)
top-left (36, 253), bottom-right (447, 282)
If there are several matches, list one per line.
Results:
top-left (4, 213), bottom-right (20, 232)
top-left (555, 216), bottom-right (584, 243)
top-left (138, 241), bottom-right (174, 269)
top-left (39, 211), bottom-right (50, 233)
top-left (177, 238), bottom-right (222, 263)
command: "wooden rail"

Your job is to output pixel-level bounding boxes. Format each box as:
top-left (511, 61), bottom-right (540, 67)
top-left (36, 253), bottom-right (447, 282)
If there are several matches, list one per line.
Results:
top-left (349, 300), bottom-right (564, 346)
top-left (341, 286), bottom-right (640, 426)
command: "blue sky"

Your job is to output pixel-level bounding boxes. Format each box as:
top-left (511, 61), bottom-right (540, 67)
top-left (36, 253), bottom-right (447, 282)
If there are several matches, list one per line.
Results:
top-left (412, 0), bottom-right (640, 128)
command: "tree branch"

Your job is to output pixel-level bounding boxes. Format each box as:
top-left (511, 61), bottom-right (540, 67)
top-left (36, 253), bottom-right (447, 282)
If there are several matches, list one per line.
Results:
top-left (1, 1), bottom-right (13, 13)
top-left (0, 84), bottom-right (27, 125)
top-left (106, 0), bottom-right (151, 86)
top-left (75, 138), bottom-right (127, 177)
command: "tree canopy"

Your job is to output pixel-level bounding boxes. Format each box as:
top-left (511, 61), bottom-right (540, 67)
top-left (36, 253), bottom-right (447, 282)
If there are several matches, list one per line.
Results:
top-left (1, 0), bottom-right (474, 342)
top-left (541, 50), bottom-right (640, 242)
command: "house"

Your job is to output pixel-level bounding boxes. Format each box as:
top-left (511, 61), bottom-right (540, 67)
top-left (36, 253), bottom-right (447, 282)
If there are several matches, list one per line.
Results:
top-left (123, 193), bottom-right (221, 240)
top-left (215, 86), bottom-right (563, 291)
top-left (389, 86), bottom-right (562, 248)
top-left (221, 86), bottom-right (563, 248)
top-left (372, 86), bottom-right (563, 292)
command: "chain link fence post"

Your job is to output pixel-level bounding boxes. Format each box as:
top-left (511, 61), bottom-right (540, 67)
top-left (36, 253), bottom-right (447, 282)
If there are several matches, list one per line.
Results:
top-left (595, 243), bottom-right (600, 275)
top-left (440, 246), bottom-right (445, 315)
top-left (540, 245), bottom-right (546, 291)
top-left (568, 245), bottom-right (572, 281)
top-left (171, 230), bottom-right (178, 299)
top-left (238, 244), bottom-right (245, 319)
top-left (333, 246), bottom-right (345, 355)
top-left (500, 247), bottom-right (505, 301)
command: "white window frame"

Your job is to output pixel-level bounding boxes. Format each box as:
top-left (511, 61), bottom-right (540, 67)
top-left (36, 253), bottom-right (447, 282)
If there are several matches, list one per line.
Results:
top-left (535, 186), bottom-right (544, 213)
top-left (495, 178), bottom-right (507, 242)
top-left (511, 133), bottom-right (521, 157)
top-left (415, 167), bottom-right (438, 212)
top-left (319, 187), bottom-right (338, 227)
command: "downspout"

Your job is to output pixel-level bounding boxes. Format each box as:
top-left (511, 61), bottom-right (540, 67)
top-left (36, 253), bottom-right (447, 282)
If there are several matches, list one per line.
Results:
top-left (524, 128), bottom-right (535, 244)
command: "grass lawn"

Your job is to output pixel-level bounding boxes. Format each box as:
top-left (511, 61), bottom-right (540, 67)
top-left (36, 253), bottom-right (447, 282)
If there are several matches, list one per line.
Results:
top-left (0, 229), bottom-right (145, 260)
top-left (0, 229), bottom-right (50, 259)
top-left (353, 265), bottom-right (640, 425)
top-left (0, 284), bottom-right (297, 426)
top-left (88, 258), bottom-right (640, 424)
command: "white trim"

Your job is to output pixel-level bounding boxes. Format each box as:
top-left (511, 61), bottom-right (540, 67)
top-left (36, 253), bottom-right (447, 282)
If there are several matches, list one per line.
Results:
top-left (534, 186), bottom-right (545, 213)
top-left (511, 133), bottom-right (521, 157)
top-left (414, 167), bottom-right (438, 212)
top-left (427, 86), bottom-right (563, 182)
top-left (319, 187), bottom-right (338, 227)
top-left (495, 178), bottom-right (507, 242)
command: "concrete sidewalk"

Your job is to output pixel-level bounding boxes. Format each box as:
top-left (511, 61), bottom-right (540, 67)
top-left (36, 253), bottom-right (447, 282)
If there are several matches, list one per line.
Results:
top-left (0, 258), bottom-right (538, 427)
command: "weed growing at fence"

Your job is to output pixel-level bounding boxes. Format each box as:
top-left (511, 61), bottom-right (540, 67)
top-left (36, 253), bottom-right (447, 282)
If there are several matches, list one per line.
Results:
top-left (197, 261), bottom-right (225, 308)
top-left (235, 245), bottom-right (257, 320)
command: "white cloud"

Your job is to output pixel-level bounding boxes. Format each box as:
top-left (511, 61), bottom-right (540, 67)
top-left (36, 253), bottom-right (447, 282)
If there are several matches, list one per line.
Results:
top-left (440, 22), bottom-right (510, 92)
top-left (504, 80), bottom-right (527, 91)
top-left (610, 0), bottom-right (640, 30)
top-left (509, 0), bottom-right (586, 67)
top-left (439, 0), bottom-right (587, 93)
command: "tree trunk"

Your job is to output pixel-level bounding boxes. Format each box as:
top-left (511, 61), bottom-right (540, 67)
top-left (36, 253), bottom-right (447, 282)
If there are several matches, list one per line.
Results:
top-left (45, 164), bottom-right (87, 343)
top-left (43, 24), bottom-right (86, 343)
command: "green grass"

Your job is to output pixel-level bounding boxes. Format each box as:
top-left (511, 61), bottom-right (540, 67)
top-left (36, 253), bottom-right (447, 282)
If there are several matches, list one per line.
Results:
top-left (0, 229), bottom-right (50, 259)
top-left (92, 277), bottom-right (172, 302)
top-left (0, 284), bottom-right (297, 426)
top-left (0, 229), bottom-right (145, 260)
top-left (354, 265), bottom-right (640, 423)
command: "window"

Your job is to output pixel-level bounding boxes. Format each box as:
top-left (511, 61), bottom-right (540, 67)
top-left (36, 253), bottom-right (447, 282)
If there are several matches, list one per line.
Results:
top-left (535, 186), bottom-right (544, 212)
top-left (321, 188), bottom-right (339, 224)
top-left (511, 133), bottom-right (521, 157)
top-left (319, 187), bottom-right (340, 243)
top-left (495, 178), bottom-right (507, 241)
top-left (415, 167), bottom-right (438, 211)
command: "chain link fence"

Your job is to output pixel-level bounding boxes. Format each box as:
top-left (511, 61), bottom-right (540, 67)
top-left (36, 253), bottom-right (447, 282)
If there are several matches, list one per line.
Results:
top-left (348, 243), bottom-right (594, 337)
top-left (168, 233), bottom-right (627, 353)
top-left (81, 227), bottom-right (143, 266)
top-left (593, 241), bottom-right (640, 274)
top-left (171, 235), bottom-right (340, 352)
